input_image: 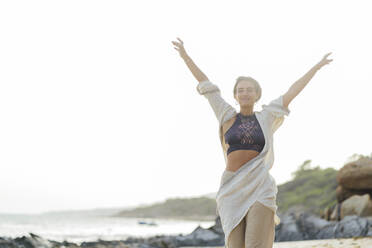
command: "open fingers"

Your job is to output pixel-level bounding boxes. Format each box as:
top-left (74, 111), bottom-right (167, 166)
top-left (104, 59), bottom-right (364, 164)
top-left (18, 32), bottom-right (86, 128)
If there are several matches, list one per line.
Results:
top-left (177, 37), bottom-right (183, 45)
top-left (323, 52), bottom-right (332, 58)
top-left (172, 41), bottom-right (183, 48)
top-left (323, 59), bottom-right (333, 66)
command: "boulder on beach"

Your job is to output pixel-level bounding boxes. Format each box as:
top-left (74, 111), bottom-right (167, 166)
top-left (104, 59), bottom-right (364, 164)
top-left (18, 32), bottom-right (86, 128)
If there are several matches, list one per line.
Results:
top-left (337, 157), bottom-right (372, 190)
top-left (275, 212), bottom-right (304, 242)
top-left (341, 194), bottom-right (372, 219)
top-left (276, 209), bottom-right (372, 241)
top-left (175, 225), bottom-right (223, 247)
top-left (208, 216), bottom-right (223, 235)
top-left (336, 185), bottom-right (372, 203)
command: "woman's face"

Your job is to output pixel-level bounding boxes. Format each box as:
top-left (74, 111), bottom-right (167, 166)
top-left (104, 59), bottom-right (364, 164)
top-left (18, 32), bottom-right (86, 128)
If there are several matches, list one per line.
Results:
top-left (234, 80), bottom-right (258, 107)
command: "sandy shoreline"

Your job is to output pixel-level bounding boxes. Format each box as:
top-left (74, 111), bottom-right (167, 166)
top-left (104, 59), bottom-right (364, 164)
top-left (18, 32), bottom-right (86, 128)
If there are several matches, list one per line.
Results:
top-left (273, 236), bottom-right (372, 248)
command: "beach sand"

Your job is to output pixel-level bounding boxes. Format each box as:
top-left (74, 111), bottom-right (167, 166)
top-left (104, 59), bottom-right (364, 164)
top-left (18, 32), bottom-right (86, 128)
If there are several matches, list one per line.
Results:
top-left (273, 237), bottom-right (372, 248)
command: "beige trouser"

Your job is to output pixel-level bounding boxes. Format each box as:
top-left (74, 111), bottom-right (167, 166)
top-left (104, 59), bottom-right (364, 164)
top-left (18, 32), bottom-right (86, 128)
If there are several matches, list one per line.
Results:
top-left (227, 201), bottom-right (275, 248)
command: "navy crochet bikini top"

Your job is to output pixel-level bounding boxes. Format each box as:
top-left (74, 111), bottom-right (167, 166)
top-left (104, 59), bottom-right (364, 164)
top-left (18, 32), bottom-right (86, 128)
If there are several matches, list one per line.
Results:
top-left (224, 113), bottom-right (265, 156)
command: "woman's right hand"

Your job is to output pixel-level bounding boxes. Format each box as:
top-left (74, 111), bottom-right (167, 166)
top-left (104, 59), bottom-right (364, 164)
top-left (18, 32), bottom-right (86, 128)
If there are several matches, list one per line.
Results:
top-left (172, 37), bottom-right (188, 59)
top-left (172, 37), bottom-right (209, 83)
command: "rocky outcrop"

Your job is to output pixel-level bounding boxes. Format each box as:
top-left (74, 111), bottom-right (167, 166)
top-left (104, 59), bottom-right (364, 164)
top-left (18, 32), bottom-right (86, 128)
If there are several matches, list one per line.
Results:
top-left (1, 213), bottom-right (372, 247)
top-left (323, 157), bottom-right (372, 221)
top-left (337, 157), bottom-right (372, 190)
top-left (336, 185), bottom-right (372, 202)
top-left (275, 212), bottom-right (372, 242)
top-left (174, 226), bottom-right (223, 247)
top-left (341, 194), bottom-right (372, 218)
top-left (0, 233), bottom-right (79, 248)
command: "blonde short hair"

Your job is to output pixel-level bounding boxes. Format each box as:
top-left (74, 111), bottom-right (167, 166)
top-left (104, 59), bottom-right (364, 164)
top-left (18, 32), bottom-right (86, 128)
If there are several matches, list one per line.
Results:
top-left (233, 76), bottom-right (262, 102)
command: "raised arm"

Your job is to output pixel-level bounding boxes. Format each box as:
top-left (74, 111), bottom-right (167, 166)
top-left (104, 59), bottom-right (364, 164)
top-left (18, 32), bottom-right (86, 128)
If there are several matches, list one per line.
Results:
top-left (283, 52), bottom-right (333, 109)
top-left (172, 37), bottom-right (209, 83)
top-left (172, 37), bottom-right (236, 126)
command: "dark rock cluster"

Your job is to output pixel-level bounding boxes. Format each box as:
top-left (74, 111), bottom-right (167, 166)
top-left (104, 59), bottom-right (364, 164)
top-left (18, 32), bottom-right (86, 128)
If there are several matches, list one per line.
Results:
top-left (275, 211), bottom-right (372, 242)
top-left (1, 213), bottom-right (372, 248)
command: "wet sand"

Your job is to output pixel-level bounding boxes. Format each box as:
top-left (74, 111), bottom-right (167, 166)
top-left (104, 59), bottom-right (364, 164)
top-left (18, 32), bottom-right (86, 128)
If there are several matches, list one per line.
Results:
top-left (273, 237), bottom-right (372, 248)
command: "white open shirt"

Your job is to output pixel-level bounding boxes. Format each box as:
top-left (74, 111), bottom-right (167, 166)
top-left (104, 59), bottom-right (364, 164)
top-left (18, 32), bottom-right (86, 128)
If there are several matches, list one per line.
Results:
top-left (196, 80), bottom-right (290, 247)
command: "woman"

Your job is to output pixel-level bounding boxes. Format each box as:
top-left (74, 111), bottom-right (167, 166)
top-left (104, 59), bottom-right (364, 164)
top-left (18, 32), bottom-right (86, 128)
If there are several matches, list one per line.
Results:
top-left (172, 37), bottom-right (332, 248)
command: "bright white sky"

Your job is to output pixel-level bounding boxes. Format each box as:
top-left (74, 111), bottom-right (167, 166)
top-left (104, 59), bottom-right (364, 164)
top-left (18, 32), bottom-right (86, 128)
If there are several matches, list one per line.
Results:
top-left (0, 0), bottom-right (371, 214)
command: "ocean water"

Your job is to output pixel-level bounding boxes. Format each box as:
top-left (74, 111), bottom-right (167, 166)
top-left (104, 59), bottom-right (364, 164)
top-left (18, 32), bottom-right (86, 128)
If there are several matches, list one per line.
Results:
top-left (0, 213), bottom-right (215, 244)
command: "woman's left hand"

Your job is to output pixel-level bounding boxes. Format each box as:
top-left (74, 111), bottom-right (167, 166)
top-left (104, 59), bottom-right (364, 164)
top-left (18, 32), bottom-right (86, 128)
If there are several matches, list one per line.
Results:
top-left (316, 52), bottom-right (333, 69)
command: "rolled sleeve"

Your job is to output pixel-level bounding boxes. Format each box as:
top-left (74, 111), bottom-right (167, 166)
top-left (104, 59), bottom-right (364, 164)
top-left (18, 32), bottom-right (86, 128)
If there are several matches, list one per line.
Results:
top-left (196, 80), bottom-right (220, 95)
top-left (261, 95), bottom-right (290, 132)
top-left (196, 80), bottom-right (236, 126)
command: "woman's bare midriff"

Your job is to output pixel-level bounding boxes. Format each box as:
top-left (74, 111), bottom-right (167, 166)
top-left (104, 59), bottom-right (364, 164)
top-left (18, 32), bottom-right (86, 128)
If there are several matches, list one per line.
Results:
top-left (226, 150), bottom-right (260, 172)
